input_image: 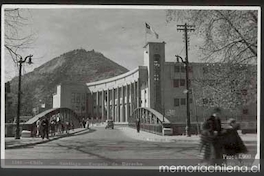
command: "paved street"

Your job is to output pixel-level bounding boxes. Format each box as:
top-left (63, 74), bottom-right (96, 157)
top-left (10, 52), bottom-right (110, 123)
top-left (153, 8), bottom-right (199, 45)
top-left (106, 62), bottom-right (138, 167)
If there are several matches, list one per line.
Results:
top-left (5, 126), bottom-right (257, 167)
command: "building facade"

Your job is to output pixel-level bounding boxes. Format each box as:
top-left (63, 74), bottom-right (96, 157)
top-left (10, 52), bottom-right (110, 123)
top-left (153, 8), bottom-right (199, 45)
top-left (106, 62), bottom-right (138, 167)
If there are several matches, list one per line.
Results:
top-left (53, 42), bottom-right (257, 129)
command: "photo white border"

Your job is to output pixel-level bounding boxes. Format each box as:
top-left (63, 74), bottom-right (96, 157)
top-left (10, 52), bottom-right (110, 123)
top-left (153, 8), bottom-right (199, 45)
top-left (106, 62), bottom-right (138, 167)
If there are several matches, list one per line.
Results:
top-left (1, 5), bottom-right (261, 170)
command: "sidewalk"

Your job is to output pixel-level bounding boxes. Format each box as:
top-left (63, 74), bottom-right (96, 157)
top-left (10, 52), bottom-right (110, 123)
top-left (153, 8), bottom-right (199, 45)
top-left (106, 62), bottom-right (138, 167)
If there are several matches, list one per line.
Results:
top-left (117, 127), bottom-right (258, 144)
top-left (5, 128), bottom-right (88, 149)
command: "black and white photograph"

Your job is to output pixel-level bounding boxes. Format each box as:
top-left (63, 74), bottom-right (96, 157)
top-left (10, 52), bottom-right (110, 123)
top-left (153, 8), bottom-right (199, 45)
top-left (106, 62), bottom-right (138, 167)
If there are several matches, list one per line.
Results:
top-left (1, 5), bottom-right (260, 172)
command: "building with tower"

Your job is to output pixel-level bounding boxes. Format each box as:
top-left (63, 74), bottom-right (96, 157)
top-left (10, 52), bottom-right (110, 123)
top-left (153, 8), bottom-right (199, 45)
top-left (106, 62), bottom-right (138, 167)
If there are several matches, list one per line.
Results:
top-left (53, 42), bottom-right (257, 135)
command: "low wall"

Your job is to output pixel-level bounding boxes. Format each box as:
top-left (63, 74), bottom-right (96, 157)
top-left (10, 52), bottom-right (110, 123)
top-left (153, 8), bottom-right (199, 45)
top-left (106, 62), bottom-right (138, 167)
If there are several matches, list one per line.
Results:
top-left (128, 123), bottom-right (163, 135)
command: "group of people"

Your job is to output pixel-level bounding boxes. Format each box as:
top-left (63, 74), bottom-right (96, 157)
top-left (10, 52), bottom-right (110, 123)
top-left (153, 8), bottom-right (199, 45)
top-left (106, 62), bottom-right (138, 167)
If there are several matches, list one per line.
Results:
top-left (199, 110), bottom-right (248, 165)
top-left (81, 118), bottom-right (90, 129)
top-left (35, 117), bottom-right (75, 139)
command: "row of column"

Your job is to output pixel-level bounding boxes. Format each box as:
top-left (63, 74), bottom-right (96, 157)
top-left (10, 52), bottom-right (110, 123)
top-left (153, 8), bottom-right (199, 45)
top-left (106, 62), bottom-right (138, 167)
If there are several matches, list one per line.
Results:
top-left (90, 80), bottom-right (141, 122)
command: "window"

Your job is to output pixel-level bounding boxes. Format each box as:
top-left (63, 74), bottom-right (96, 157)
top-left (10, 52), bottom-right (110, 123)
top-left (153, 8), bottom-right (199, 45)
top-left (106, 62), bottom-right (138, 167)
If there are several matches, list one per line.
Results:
top-left (154, 74), bottom-right (159, 81)
top-left (243, 109), bottom-right (249, 114)
top-left (154, 54), bottom-right (161, 67)
top-left (76, 93), bottom-right (81, 103)
top-left (174, 65), bottom-right (180, 72)
top-left (173, 79), bottom-right (179, 87)
top-left (242, 89), bottom-right (248, 95)
top-left (181, 66), bottom-right (185, 73)
top-left (203, 98), bottom-right (208, 104)
top-left (181, 98), bottom-right (186, 105)
top-left (203, 67), bottom-right (208, 74)
top-left (71, 93), bottom-right (75, 103)
top-left (188, 66), bottom-right (193, 73)
top-left (174, 98), bottom-right (179, 106)
top-left (180, 79), bottom-right (185, 86)
top-left (189, 98), bottom-right (193, 104)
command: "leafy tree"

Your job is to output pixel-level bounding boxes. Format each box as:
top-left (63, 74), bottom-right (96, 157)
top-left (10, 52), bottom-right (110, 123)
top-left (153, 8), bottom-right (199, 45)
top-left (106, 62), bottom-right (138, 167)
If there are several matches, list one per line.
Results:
top-left (166, 10), bottom-right (258, 112)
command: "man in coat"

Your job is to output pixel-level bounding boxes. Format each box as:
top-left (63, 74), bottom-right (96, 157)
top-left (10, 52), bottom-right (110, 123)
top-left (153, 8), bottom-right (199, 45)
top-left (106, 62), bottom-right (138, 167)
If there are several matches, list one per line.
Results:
top-left (200, 109), bottom-right (223, 165)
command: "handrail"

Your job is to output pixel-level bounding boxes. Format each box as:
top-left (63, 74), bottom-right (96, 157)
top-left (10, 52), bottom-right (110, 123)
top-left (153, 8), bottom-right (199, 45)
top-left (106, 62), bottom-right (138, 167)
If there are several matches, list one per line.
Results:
top-left (24, 107), bottom-right (79, 125)
top-left (131, 107), bottom-right (170, 124)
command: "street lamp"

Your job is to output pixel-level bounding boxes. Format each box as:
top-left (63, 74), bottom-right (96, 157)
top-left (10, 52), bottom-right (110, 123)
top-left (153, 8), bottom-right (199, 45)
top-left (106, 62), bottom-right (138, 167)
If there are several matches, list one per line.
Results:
top-left (175, 55), bottom-right (191, 137)
top-left (15, 54), bottom-right (33, 139)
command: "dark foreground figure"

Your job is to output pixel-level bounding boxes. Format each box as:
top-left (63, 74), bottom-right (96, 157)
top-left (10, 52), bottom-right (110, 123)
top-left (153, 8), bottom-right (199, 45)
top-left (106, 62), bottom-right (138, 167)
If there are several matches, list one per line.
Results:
top-left (200, 115), bottom-right (248, 165)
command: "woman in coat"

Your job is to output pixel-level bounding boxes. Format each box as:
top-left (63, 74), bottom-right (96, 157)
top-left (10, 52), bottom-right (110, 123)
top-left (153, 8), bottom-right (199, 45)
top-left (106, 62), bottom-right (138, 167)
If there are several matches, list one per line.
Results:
top-left (221, 118), bottom-right (248, 161)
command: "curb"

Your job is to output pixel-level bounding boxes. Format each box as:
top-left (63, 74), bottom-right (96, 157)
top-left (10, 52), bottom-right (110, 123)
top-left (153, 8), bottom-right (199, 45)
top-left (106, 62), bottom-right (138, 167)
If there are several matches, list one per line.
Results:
top-left (5, 128), bottom-right (88, 149)
top-left (120, 129), bottom-right (257, 144)
top-left (143, 138), bottom-right (257, 144)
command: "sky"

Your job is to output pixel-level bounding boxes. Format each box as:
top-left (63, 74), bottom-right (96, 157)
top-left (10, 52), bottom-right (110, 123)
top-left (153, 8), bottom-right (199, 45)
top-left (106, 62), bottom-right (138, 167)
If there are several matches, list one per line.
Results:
top-left (4, 6), bottom-right (204, 82)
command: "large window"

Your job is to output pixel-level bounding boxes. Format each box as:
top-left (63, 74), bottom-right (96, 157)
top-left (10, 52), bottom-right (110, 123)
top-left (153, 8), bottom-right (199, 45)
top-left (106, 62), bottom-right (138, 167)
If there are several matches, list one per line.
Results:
top-left (181, 66), bottom-right (185, 73)
top-left (174, 98), bottom-right (179, 106)
top-left (71, 93), bottom-right (75, 103)
top-left (203, 67), bottom-right (208, 74)
top-left (174, 65), bottom-right (180, 72)
top-left (243, 109), bottom-right (249, 114)
top-left (181, 98), bottom-right (186, 105)
top-left (173, 79), bottom-right (179, 87)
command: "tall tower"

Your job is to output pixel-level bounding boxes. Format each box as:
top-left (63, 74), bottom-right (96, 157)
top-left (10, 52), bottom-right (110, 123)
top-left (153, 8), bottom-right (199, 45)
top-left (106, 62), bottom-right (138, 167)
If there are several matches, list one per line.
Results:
top-left (143, 42), bottom-right (165, 114)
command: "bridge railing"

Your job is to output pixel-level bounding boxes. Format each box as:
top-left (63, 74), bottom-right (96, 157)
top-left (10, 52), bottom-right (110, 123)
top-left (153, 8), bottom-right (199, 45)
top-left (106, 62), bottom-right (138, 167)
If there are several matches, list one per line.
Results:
top-left (128, 107), bottom-right (171, 135)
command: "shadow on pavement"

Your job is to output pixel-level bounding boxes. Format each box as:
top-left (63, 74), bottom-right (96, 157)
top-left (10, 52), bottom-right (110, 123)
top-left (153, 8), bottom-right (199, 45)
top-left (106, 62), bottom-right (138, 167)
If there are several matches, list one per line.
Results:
top-left (5, 129), bottom-right (93, 150)
top-left (70, 128), bottom-right (96, 137)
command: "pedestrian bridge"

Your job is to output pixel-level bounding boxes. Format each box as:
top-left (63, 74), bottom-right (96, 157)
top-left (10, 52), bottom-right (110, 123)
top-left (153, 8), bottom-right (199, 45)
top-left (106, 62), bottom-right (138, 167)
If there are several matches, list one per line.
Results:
top-left (128, 107), bottom-right (173, 135)
top-left (25, 107), bottom-right (80, 127)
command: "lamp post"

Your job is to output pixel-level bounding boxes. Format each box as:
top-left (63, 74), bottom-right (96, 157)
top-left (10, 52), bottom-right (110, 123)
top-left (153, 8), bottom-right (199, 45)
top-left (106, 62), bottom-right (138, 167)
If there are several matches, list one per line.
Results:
top-left (15, 54), bottom-right (33, 139)
top-left (175, 55), bottom-right (191, 137)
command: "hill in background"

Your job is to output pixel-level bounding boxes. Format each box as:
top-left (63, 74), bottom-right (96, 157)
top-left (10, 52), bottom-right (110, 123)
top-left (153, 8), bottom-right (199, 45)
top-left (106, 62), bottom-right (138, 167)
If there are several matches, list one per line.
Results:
top-left (6, 49), bottom-right (128, 122)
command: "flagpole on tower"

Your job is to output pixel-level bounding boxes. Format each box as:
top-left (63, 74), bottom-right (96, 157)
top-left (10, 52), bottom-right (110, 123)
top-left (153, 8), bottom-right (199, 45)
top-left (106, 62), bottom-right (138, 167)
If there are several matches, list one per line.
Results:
top-left (145, 23), bottom-right (147, 44)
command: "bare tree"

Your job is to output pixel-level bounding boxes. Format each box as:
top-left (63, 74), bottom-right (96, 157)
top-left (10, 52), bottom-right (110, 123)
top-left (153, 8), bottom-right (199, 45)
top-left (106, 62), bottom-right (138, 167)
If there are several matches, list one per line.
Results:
top-left (166, 10), bottom-right (258, 111)
top-left (4, 8), bottom-right (35, 64)
top-left (166, 10), bottom-right (257, 64)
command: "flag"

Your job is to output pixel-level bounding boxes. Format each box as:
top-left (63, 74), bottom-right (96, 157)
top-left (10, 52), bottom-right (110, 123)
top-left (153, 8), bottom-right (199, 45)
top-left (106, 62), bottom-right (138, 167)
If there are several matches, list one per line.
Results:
top-left (145, 23), bottom-right (152, 34)
top-left (145, 22), bottom-right (159, 39)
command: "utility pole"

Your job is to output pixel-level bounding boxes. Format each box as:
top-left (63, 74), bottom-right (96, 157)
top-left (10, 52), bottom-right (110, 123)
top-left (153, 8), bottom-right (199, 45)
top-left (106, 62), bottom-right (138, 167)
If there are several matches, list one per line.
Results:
top-left (177, 23), bottom-right (195, 137)
top-left (15, 55), bottom-right (33, 139)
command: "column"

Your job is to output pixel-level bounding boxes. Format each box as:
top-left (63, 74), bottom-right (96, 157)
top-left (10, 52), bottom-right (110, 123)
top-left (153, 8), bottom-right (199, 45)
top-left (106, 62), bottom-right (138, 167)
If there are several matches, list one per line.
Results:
top-left (133, 82), bottom-right (136, 110)
top-left (96, 91), bottom-right (99, 118)
top-left (90, 92), bottom-right (94, 118)
top-left (112, 88), bottom-right (115, 121)
top-left (107, 89), bottom-right (110, 120)
top-left (130, 83), bottom-right (133, 116)
top-left (121, 86), bottom-right (125, 122)
top-left (101, 90), bottom-right (104, 121)
top-left (126, 84), bottom-right (129, 122)
top-left (137, 80), bottom-right (141, 108)
top-left (117, 87), bottom-right (120, 122)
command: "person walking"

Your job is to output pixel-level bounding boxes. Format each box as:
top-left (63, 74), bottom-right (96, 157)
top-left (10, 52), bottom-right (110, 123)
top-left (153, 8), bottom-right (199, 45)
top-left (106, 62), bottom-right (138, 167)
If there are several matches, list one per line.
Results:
top-left (82, 118), bottom-right (86, 128)
top-left (50, 119), bottom-right (56, 136)
top-left (65, 121), bottom-right (71, 134)
top-left (136, 117), bottom-right (140, 133)
top-left (71, 122), bottom-right (75, 131)
top-left (221, 118), bottom-right (248, 164)
top-left (41, 118), bottom-right (49, 139)
top-left (199, 117), bottom-right (215, 164)
top-left (86, 119), bottom-right (90, 129)
top-left (199, 110), bottom-right (223, 165)
top-left (36, 118), bottom-right (41, 137)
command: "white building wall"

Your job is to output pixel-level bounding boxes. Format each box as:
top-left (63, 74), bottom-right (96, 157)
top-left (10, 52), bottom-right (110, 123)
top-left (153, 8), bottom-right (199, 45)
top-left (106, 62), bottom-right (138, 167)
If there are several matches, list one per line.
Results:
top-left (53, 85), bottom-right (61, 108)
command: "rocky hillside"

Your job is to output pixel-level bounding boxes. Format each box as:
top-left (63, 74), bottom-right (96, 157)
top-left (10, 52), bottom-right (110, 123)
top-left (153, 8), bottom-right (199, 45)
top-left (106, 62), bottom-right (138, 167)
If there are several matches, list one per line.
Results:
top-left (7, 49), bottom-right (128, 122)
